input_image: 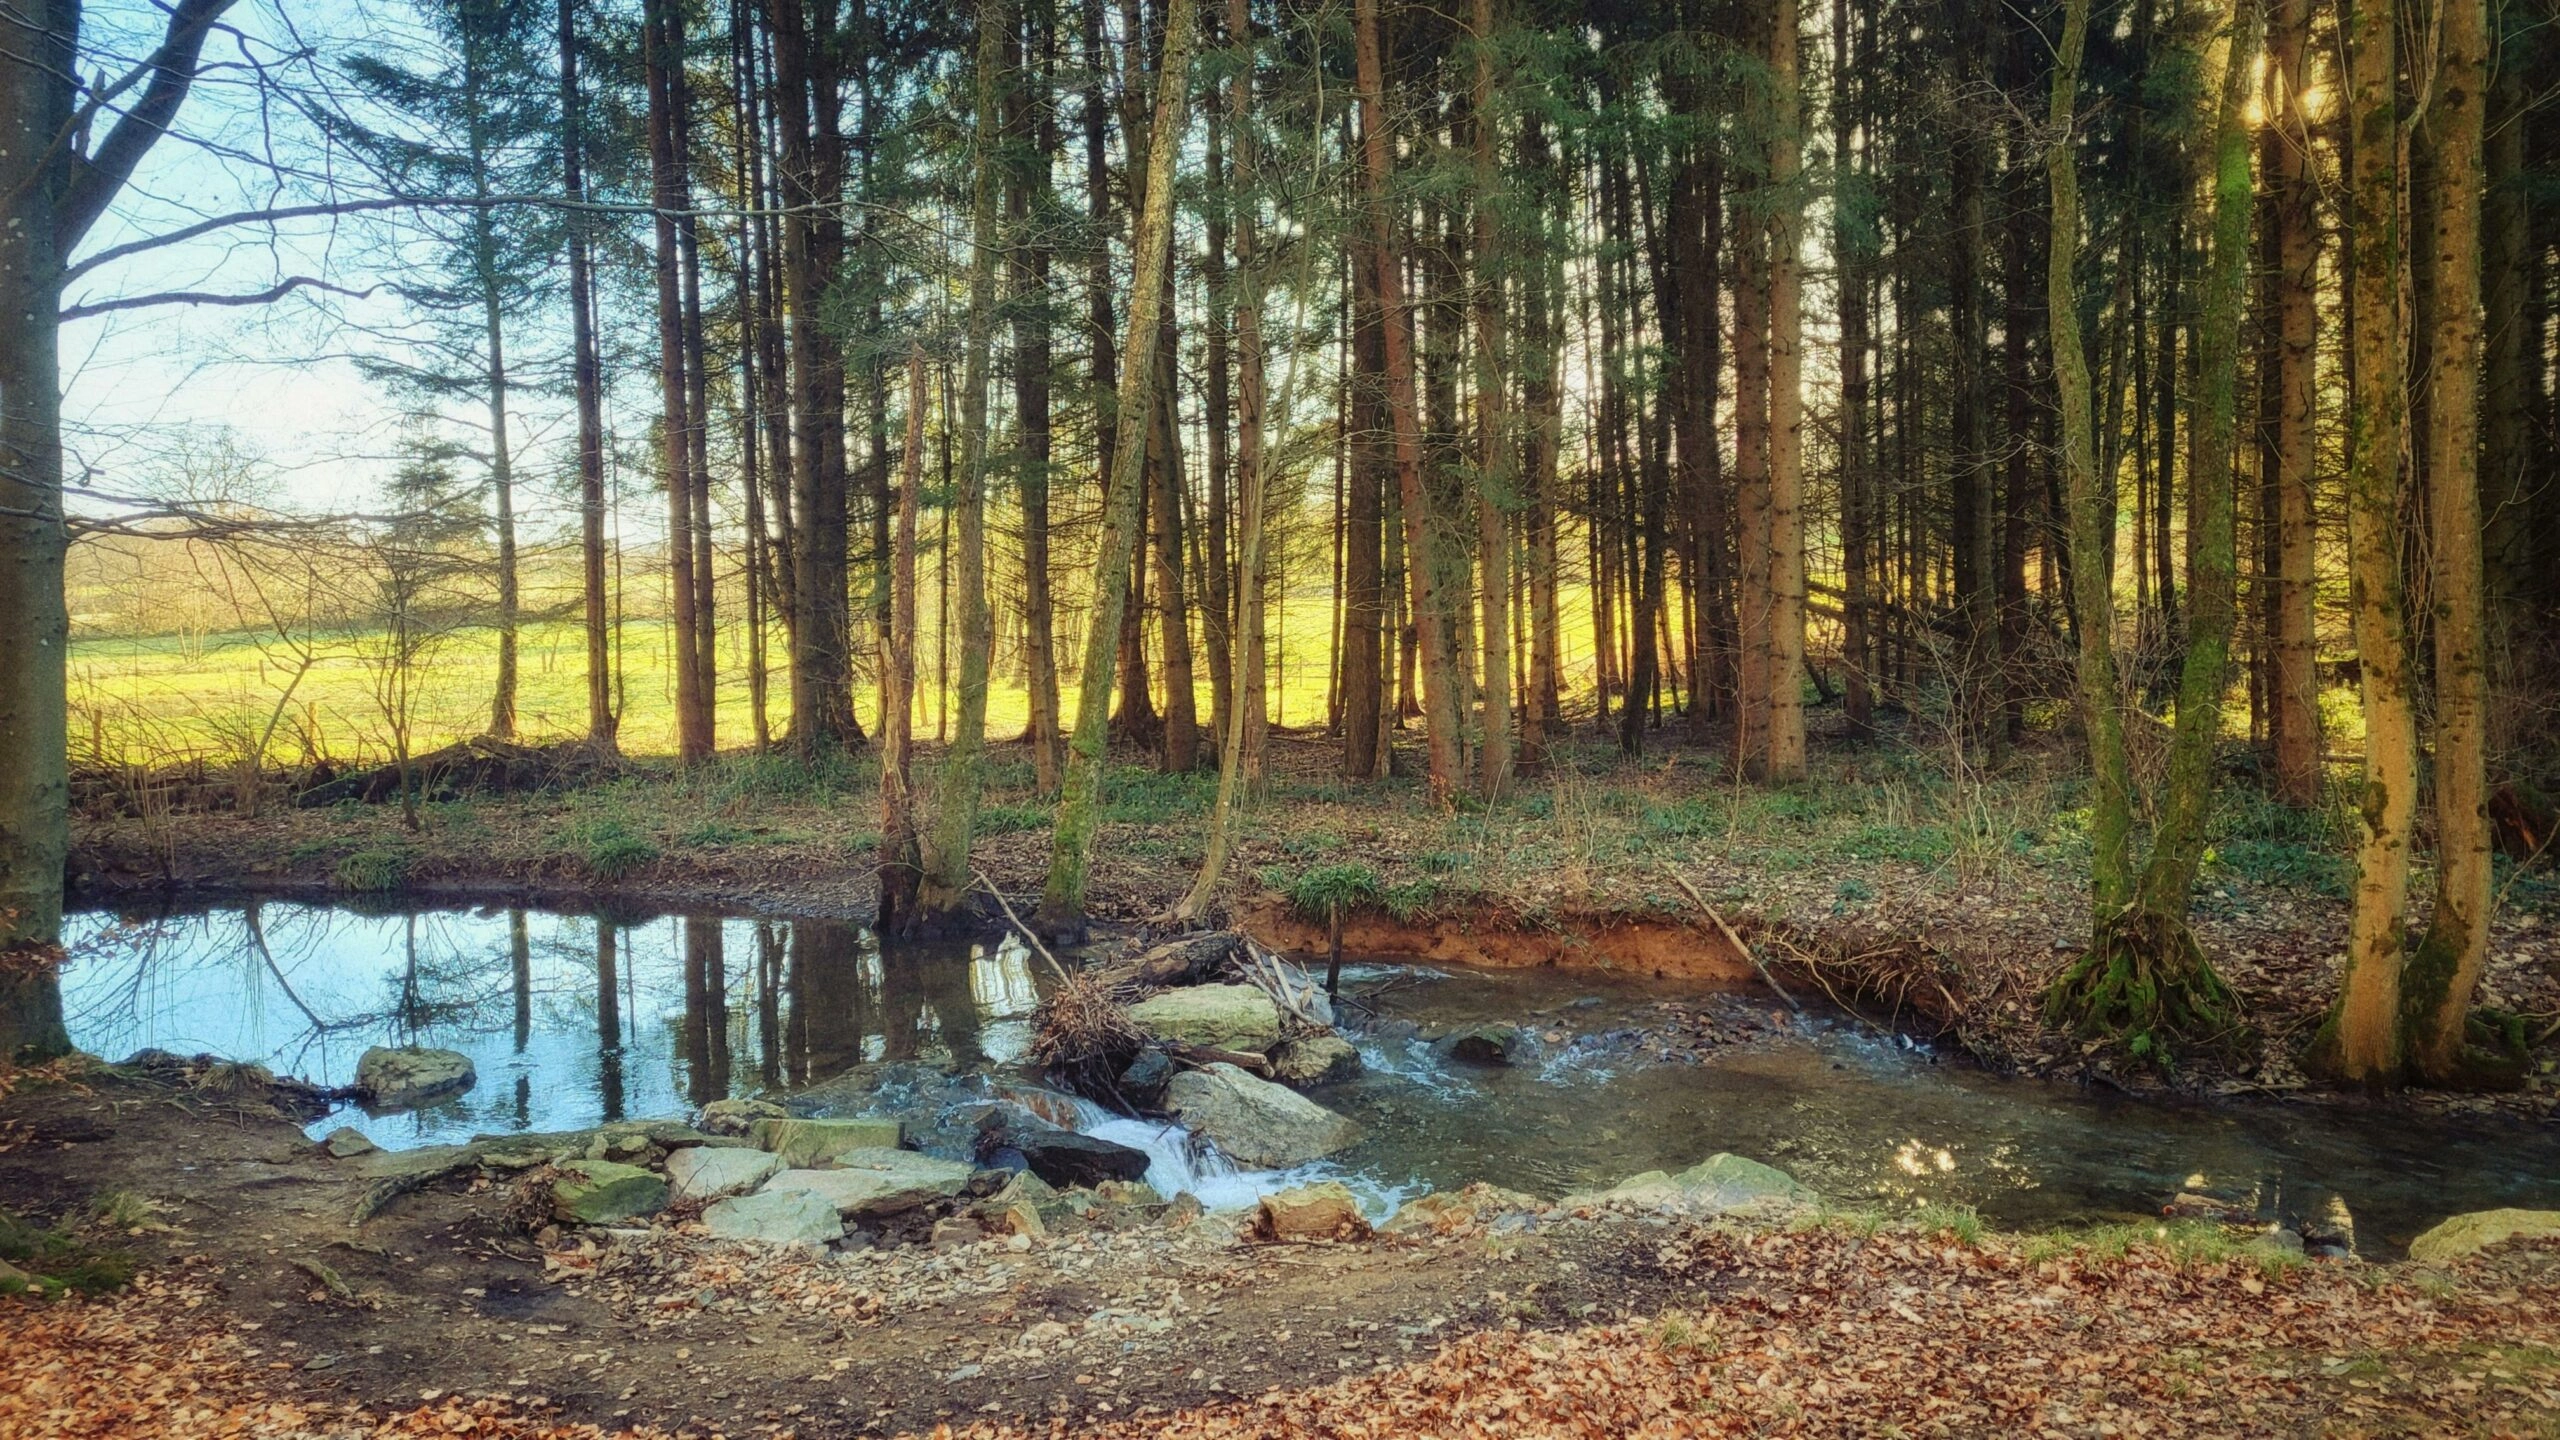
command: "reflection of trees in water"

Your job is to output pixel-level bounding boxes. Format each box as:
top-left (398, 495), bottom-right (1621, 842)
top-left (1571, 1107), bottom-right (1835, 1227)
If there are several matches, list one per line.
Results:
top-left (594, 917), bottom-right (623, 1122)
top-left (790, 919), bottom-right (870, 1085)
top-left (680, 917), bottom-right (729, 1106)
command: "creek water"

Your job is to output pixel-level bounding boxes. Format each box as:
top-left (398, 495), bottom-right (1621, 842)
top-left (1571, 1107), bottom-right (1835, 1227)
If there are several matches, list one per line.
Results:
top-left (59, 899), bottom-right (2560, 1254)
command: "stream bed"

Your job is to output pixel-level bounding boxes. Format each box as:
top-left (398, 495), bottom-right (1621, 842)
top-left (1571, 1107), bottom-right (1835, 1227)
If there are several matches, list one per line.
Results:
top-left (58, 898), bottom-right (2560, 1255)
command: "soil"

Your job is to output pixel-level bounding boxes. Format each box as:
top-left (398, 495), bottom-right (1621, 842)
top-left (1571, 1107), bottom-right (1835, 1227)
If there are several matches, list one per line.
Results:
top-left (0, 1065), bottom-right (1710, 1438)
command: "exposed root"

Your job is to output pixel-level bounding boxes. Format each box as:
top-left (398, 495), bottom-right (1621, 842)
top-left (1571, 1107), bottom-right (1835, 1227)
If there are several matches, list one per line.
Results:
top-left (2043, 905), bottom-right (2245, 1065)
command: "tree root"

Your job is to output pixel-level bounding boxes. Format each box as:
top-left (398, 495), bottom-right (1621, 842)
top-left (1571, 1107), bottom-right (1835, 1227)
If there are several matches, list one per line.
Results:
top-left (2044, 906), bottom-right (2245, 1065)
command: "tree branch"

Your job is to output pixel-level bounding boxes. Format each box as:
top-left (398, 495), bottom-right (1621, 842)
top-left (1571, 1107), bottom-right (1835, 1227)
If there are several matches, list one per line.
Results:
top-left (54, 0), bottom-right (242, 253)
top-left (58, 275), bottom-right (375, 322)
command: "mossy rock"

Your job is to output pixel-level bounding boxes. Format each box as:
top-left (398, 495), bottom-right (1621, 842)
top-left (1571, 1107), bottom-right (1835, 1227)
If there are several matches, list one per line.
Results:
top-left (2408, 1209), bottom-right (2560, 1264)
top-left (551, 1159), bottom-right (668, 1225)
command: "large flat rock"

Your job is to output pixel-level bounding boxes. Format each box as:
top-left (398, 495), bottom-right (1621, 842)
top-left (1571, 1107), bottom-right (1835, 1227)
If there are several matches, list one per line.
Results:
top-left (2408, 1208), bottom-right (2560, 1264)
top-left (1562, 1153), bottom-right (1817, 1214)
top-left (703, 1188), bottom-right (843, 1245)
top-left (760, 1148), bottom-right (975, 1219)
top-left (667, 1145), bottom-right (784, 1201)
top-left (357, 1047), bottom-right (475, 1108)
top-left (1127, 985), bottom-right (1284, 1053)
top-left (750, 1117), bottom-right (905, 1168)
top-left (1165, 1062), bottom-right (1359, 1168)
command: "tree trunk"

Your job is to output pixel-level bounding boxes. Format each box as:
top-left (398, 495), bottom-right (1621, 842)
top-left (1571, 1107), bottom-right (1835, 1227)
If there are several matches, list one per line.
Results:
top-left (561, 0), bottom-right (616, 749)
top-left (2320, 0), bottom-right (2418, 1084)
top-left (645, 0), bottom-right (709, 763)
top-left (878, 352), bottom-right (926, 932)
top-left (913, 0), bottom-right (1009, 932)
top-left (2404, 0), bottom-right (2517, 1088)
top-left (1354, 0), bottom-right (1463, 802)
top-left (2263, 0), bottom-right (2320, 806)
top-left (1763, 0), bottom-right (1806, 781)
top-left (1833, 0), bottom-right (1873, 738)
top-left (1469, 0), bottom-right (1512, 799)
top-left (1517, 112), bottom-right (1563, 770)
top-left (1039, 0), bottom-right (1199, 938)
top-left (1341, 228), bottom-right (1388, 778)
top-left (1010, 7), bottom-right (1062, 795)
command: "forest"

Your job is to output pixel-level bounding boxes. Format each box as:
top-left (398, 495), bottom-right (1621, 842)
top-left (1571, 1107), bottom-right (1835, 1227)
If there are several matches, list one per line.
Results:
top-left (4, 0), bottom-right (2560, 1431)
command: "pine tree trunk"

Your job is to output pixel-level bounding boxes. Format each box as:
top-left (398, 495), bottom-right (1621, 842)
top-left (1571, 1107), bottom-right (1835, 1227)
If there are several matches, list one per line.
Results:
top-left (645, 0), bottom-right (710, 764)
top-left (913, 0), bottom-right (1009, 932)
top-left (2404, 0), bottom-right (2514, 1087)
top-left (1355, 0), bottom-right (1464, 801)
top-left (2264, 0), bottom-right (2320, 805)
top-left (561, 0), bottom-right (615, 749)
top-left (1470, 0), bottom-right (1513, 799)
top-left (1039, 0), bottom-right (1199, 938)
top-left (1763, 0), bottom-right (1806, 781)
top-left (1342, 231), bottom-right (1388, 778)
top-left (1833, 0), bottom-right (1874, 738)
top-left (1517, 113), bottom-right (1563, 769)
top-left (2323, 0), bottom-right (2418, 1083)
top-left (1010, 8), bottom-right (1063, 795)
top-left (879, 352), bottom-right (926, 932)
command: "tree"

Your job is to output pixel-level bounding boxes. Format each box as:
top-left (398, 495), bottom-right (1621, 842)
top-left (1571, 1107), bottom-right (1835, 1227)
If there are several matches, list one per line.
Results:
top-left (2046, 0), bottom-right (2260, 1060)
top-left (1038, 0), bottom-right (1199, 939)
top-left (338, 0), bottom-right (556, 744)
top-left (2318, 0), bottom-right (2416, 1083)
top-left (2, 0), bottom-right (239, 1059)
top-left (560, 0), bottom-right (617, 750)
top-left (912, 0), bottom-right (1009, 933)
top-left (878, 351), bottom-right (926, 931)
top-left (644, 0), bottom-right (712, 763)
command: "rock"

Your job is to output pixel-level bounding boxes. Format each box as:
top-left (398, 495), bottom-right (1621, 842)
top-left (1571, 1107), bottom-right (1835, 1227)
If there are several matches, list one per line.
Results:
top-left (702, 1189), bottom-right (843, 1246)
top-left (666, 1146), bottom-right (784, 1202)
top-left (1118, 1049), bottom-right (1177, 1105)
top-left (552, 1159), bottom-right (669, 1224)
top-left (1266, 1034), bottom-right (1362, 1087)
top-left (1256, 1183), bottom-right (1371, 1242)
top-left (356, 1046), bottom-right (475, 1108)
top-left (1443, 1023), bottom-right (1522, 1065)
top-left (1382, 1183), bottom-right (1543, 1236)
top-left (760, 1148), bottom-right (975, 1219)
top-left (2408, 1208), bottom-right (2560, 1264)
top-left (1562, 1153), bottom-right (1817, 1215)
top-left (1093, 1178), bottom-right (1164, 1207)
top-left (975, 1111), bottom-right (1151, 1188)
top-left (749, 1117), bottom-right (905, 1168)
top-left (1127, 985), bottom-right (1284, 1053)
top-left (1164, 1063), bottom-right (1360, 1167)
top-left (1129, 932), bottom-right (1243, 988)
top-left (694, 1098), bottom-right (787, 1137)
top-left (931, 1217), bottom-right (986, 1249)
top-left (320, 1126), bottom-right (376, 1159)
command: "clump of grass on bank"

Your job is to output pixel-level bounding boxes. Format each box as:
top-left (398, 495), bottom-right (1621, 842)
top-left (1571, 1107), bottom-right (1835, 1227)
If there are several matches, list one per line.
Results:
top-left (0, 1208), bottom-right (135, 1299)
top-left (331, 847), bottom-right (409, 892)
top-left (2021, 1219), bottom-right (2308, 1279)
top-left (555, 816), bottom-right (658, 877)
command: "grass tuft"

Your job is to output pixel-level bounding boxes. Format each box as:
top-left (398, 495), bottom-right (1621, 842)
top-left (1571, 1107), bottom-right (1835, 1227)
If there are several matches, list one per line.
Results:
top-left (332, 849), bottom-right (409, 892)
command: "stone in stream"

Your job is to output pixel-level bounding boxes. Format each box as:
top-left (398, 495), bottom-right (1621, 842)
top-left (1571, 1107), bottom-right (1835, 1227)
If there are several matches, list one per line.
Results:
top-left (1256, 1182), bottom-right (1371, 1242)
top-left (1562, 1153), bottom-right (1817, 1215)
top-left (694, 1098), bottom-right (787, 1136)
top-left (1127, 984), bottom-right (1284, 1053)
top-left (551, 1159), bottom-right (669, 1224)
top-left (1164, 1062), bottom-right (1360, 1168)
top-left (1117, 1049), bottom-right (1177, 1106)
top-left (1441, 1023), bottom-right (1523, 1065)
top-left (355, 1046), bottom-right (475, 1108)
top-left (2407, 1209), bottom-right (2560, 1264)
top-left (760, 1148), bottom-right (975, 1219)
top-left (1266, 1034), bottom-right (1362, 1087)
top-left (749, 1116), bottom-right (905, 1168)
top-left (974, 1111), bottom-right (1151, 1188)
top-left (320, 1126), bottom-right (376, 1159)
top-left (666, 1145), bottom-right (784, 1202)
top-left (701, 1188), bottom-right (843, 1246)
top-left (1381, 1183), bottom-right (1543, 1236)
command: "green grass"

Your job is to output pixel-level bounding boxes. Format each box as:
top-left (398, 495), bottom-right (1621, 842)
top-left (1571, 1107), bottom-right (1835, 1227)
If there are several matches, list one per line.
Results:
top-left (332, 848), bottom-right (410, 892)
top-left (555, 817), bottom-right (659, 877)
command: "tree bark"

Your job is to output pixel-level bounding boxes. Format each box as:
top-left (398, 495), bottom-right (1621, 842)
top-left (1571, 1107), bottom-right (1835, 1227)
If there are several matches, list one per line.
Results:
top-left (913, 0), bottom-right (1009, 932)
top-left (1039, 0), bottom-right (1198, 938)
top-left (645, 0), bottom-right (710, 763)
top-left (1763, 0), bottom-right (1806, 781)
top-left (2263, 0), bottom-right (2320, 805)
top-left (1469, 0), bottom-right (1512, 799)
top-left (878, 352), bottom-right (926, 932)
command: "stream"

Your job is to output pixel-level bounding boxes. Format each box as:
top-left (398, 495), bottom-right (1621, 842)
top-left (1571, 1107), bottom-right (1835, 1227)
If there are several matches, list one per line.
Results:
top-left (58, 898), bottom-right (2560, 1255)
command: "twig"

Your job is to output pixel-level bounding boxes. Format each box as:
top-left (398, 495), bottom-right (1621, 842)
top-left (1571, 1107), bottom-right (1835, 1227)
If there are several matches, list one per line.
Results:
top-left (1659, 866), bottom-right (1803, 1014)
top-left (975, 870), bottom-right (1071, 982)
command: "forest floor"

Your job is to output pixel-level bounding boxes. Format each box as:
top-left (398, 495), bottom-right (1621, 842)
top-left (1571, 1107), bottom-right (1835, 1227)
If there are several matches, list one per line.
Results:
top-left (67, 720), bottom-right (2560, 1113)
top-left (6, 1058), bottom-right (2560, 1440)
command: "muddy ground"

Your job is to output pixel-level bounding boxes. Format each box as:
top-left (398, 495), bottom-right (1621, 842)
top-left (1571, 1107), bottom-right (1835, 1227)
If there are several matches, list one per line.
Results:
top-left (0, 1065), bottom-right (1717, 1437)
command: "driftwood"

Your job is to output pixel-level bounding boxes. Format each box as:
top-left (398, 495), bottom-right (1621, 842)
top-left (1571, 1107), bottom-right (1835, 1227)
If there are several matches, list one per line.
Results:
top-left (1659, 866), bottom-right (1804, 1014)
top-left (1160, 1040), bottom-right (1273, 1077)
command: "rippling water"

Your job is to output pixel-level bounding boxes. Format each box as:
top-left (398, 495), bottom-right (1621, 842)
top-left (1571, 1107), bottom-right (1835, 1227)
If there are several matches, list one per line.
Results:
top-left (59, 899), bottom-right (2560, 1253)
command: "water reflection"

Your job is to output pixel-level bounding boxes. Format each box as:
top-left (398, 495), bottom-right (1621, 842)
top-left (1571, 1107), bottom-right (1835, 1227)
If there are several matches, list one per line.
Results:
top-left (59, 901), bottom-right (1045, 1149)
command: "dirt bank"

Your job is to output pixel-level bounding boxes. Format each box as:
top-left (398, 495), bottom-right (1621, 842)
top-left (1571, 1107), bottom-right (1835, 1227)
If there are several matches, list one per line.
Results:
top-left (1234, 895), bottom-right (1756, 983)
